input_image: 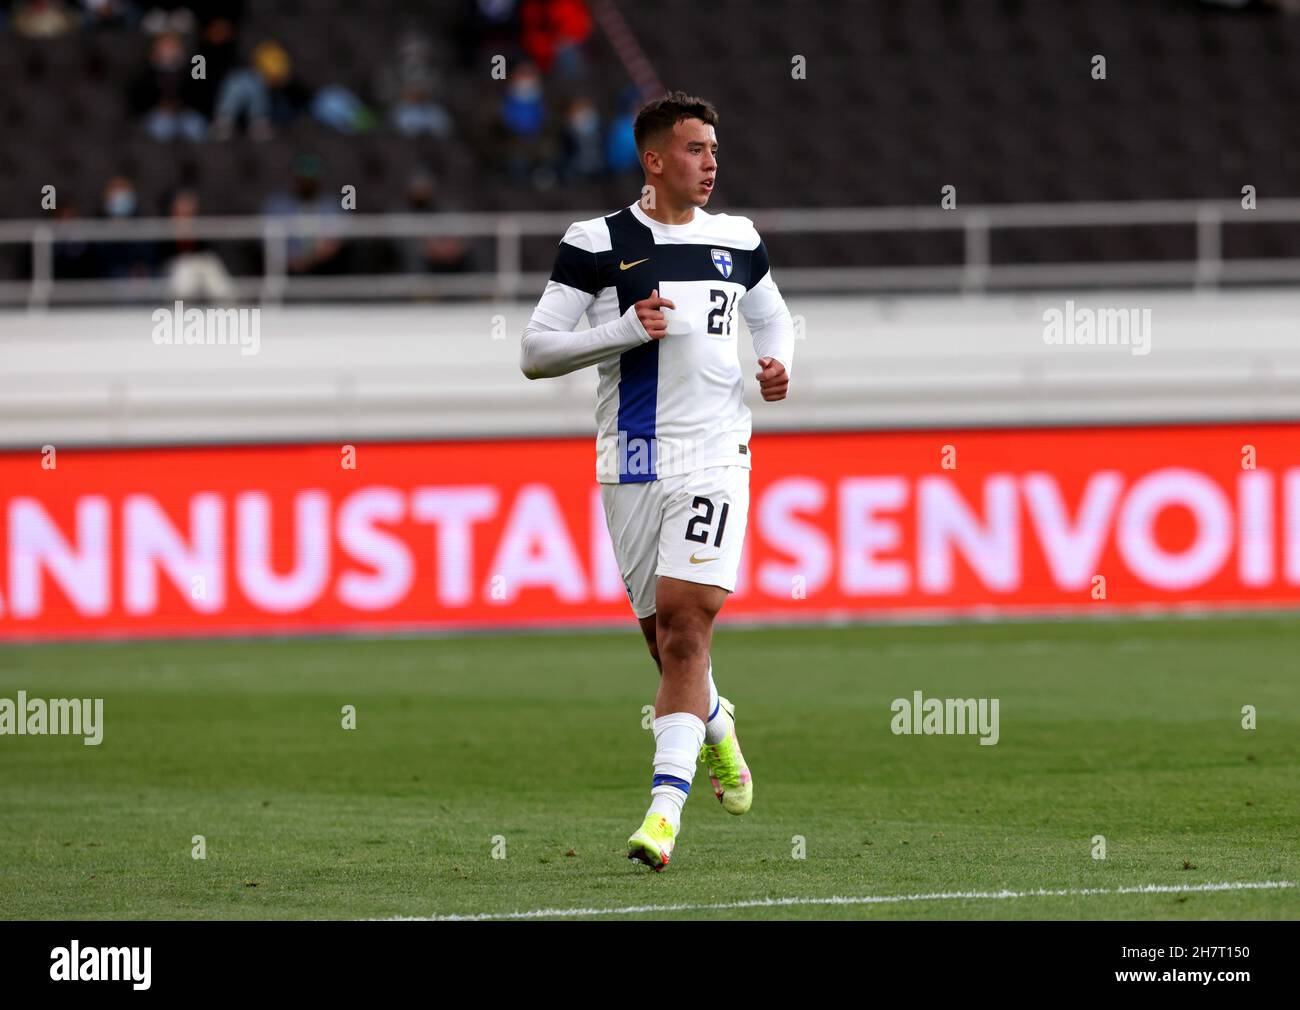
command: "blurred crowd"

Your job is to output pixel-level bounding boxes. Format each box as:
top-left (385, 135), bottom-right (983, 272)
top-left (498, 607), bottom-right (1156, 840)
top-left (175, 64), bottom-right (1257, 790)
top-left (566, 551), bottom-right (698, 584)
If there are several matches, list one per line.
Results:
top-left (7, 0), bottom-right (645, 293)
top-left (465, 0), bottom-right (643, 186)
top-left (5, 0), bottom-right (640, 176)
top-left (50, 156), bottom-right (485, 297)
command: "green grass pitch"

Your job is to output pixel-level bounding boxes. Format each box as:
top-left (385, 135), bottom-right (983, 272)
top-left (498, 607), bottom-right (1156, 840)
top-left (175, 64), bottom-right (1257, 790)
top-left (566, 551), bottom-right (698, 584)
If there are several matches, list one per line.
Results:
top-left (1, 615), bottom-right (1297, 920)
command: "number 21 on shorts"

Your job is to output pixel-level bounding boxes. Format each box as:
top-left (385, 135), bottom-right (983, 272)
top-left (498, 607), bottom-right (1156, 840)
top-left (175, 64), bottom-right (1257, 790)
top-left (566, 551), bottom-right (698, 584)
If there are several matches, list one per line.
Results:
top-left (684, 495), bottom-right (730, 548)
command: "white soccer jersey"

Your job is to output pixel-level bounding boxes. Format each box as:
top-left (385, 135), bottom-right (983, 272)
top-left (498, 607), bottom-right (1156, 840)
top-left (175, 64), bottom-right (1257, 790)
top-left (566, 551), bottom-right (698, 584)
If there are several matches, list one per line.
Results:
top-left (521, 199), bottom-right (795, 484)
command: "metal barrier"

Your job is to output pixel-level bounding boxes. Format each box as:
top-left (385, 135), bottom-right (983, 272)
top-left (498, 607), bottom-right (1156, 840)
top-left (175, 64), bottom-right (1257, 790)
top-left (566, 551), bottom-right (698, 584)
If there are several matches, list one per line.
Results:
top-left (2, 197), bottom-right (1299, 308)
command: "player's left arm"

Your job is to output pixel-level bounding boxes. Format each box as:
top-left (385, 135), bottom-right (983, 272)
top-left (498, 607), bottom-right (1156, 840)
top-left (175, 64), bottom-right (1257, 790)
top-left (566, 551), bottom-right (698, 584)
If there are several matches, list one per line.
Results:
top-left (739, 237), bottom-right (794, 402)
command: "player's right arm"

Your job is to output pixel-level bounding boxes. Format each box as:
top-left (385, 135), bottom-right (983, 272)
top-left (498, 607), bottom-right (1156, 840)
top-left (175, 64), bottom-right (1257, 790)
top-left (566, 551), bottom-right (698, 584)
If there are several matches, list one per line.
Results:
top-left (520, 222), bottom-right (673, 379)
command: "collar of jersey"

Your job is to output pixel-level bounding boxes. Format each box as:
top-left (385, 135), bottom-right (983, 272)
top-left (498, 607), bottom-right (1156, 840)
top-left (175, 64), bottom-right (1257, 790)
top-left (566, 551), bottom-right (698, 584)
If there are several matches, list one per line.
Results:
top-left (628, 199), bottom-right (703, 236)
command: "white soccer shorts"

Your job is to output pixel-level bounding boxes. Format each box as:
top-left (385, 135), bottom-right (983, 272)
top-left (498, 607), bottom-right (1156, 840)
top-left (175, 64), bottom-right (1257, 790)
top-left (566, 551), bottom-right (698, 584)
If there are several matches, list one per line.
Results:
top-left (600, 464), bottom-right (750, 619)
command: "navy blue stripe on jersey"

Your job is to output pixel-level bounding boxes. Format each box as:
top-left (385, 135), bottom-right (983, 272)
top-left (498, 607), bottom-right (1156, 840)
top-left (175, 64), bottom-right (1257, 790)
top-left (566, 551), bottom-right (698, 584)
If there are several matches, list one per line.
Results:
top-left (748, 239), bottom-right (770, 290)
top-left (597, 207), bottom-right (760, 290)
top-left (602, 207), bottom-right (655, 296)
top-left (549, 240), bottom-right (599, 295)
top-left (607, 208), bottom-right (661, 483)
top-left (603, 238), bottom-right (760, 289)
top-left (615, 341), bottom-right (659, 483)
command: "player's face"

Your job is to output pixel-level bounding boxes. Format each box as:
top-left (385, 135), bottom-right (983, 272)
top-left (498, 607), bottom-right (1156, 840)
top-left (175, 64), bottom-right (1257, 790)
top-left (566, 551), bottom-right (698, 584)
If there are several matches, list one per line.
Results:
top-left (658, 119), bottom-right (718, 208)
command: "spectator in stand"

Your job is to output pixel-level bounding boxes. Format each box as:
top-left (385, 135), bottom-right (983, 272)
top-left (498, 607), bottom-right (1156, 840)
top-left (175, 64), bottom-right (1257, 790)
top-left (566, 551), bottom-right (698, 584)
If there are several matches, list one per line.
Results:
top-left (389, 80), bottom-right (453, 137)
top-left (520, 0), bottom-right (591, 79)
top-left (99, 175), bottom-right (156, 279)
top-left (501, 62), bottom-right (545, 135)
top-left (261, 154), bottom-right (345, 275)
top-left (559, 96), bottom-right (604, 180)
top-left (191, 15), bottom-right (239, 119)
top-left (605, 86), bottom-right (642, 174)
top-left (161, 188), bottom-right (236, 301)
top-left (312, 84), bottom-right (376, 134)
top-left (212, 40), bottom-right (308, 140)
top-left (500, 60), bottom-right (551, 185)
top-left (396, 169), bottom-right (474, 276)
top-left (130, 30), bottom-right (207, 142)
top-left (51, 199), bottom-right (100, 280)
top-left (375, 30), bottom-right (455, 138)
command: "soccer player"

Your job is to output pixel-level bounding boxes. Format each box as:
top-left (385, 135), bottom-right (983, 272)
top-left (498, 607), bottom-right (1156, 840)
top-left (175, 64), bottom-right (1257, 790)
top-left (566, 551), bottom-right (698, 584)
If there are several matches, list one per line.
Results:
top-left (519, 91), bottom-right (794, 870)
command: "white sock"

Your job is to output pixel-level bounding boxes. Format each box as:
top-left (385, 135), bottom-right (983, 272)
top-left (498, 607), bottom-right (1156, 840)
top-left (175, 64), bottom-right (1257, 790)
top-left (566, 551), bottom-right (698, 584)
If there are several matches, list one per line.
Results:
top-left (703, 659), bottom-right (729, 745)
top-left (647, 711), bottom-right (705, 832)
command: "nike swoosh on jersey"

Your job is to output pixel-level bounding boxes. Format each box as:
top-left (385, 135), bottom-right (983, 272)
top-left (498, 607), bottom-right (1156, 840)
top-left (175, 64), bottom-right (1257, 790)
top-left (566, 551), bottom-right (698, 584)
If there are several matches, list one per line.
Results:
top-left (619, 258), bottom-right (650, 270)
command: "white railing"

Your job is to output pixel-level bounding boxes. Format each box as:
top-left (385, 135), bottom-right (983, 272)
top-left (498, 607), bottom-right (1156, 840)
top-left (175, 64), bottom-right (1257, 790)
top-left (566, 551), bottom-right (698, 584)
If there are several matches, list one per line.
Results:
top-left (3, 197), bottom-right (1299, 308)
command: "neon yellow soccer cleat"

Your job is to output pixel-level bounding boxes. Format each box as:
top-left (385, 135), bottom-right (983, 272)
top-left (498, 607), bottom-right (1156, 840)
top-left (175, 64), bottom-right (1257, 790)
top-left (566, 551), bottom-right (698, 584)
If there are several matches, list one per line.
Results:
top-left (700, 697), bottom-right (752, 815)
top-left (627, 812), bottom-right (676, 871)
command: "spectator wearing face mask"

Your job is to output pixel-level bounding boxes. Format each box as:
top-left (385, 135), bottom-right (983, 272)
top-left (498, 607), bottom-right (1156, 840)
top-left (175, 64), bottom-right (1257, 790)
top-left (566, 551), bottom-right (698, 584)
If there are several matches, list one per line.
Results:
top-left (500, 61), bottom-right (553, 186)
top-left (501, 60), bottom-right (544, 137)
top-left (559, 96), bottom-right (604, 181)
top-left (99, 175), bottom-right (157, 279)
top-left (394, 170), bottom-right (474, 278)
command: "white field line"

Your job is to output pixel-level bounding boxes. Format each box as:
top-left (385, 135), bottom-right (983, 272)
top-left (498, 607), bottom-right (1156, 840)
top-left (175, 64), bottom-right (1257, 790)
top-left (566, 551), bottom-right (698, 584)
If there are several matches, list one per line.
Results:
top-left (383, 879), bottom-right (1294, 922)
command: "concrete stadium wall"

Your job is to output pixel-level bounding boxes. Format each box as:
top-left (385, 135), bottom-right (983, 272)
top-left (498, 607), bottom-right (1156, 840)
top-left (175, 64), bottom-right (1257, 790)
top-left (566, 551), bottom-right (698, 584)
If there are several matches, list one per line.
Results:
top-left (1, 288), bottom-right (1298, 448)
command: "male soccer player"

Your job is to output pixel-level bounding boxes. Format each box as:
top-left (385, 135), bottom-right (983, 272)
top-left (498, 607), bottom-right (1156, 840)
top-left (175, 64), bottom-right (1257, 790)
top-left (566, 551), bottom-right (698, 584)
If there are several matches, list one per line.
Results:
top-left (519, 91), bottom-right (794, 870)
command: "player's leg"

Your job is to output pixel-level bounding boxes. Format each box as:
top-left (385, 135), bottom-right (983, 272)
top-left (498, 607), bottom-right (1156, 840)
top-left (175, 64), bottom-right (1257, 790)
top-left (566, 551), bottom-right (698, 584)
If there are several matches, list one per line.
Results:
top-left (651, 573), bottom-right (751, 818)
top-left (601, 481), bottom-right (714, 688)
top-left (651, 465), bottom-right (753, 817)
top-left (652, 575), bottom-right (723, 722)
top-left (627, 467), bottom-right (753, 868)
top-left (638, 612), bottom-right (727, 751)
top-left (603, 480), bottom-right (688, 869)
top-left (627, 576), bottom-right (724, 870)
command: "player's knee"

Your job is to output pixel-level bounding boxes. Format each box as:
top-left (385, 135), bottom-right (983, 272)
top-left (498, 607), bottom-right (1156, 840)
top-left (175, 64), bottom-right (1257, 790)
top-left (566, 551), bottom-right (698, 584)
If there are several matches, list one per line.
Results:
top-left (655, 606), bottom-right (710, 663)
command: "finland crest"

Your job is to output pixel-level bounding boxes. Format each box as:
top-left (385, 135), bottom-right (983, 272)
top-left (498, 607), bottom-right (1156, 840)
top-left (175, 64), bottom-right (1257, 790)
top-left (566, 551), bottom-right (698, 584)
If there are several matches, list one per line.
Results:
top-left (710, 248), bottom-right (734, 279)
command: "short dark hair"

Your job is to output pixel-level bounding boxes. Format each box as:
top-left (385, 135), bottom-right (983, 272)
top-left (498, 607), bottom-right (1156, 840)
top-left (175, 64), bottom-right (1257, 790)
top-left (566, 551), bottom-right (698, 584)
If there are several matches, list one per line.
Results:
top-left (633, 91), bottom-right (719, 155)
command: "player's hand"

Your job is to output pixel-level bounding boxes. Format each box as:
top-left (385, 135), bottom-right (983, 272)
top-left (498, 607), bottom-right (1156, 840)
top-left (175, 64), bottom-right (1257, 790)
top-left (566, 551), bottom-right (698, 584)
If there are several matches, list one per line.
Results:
top-left (634, 289), bottom-right (676, 341)
top-left (756, 356), bottom-right (789, 401)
